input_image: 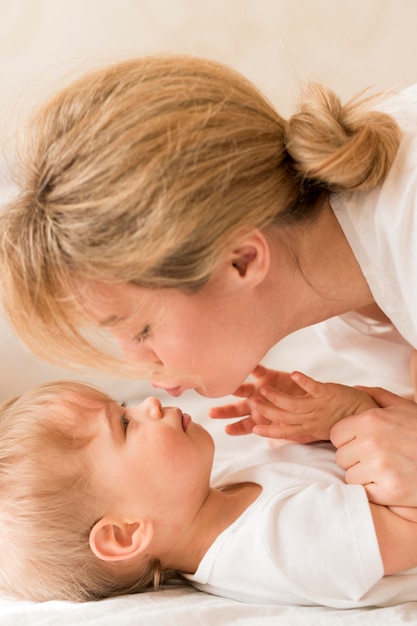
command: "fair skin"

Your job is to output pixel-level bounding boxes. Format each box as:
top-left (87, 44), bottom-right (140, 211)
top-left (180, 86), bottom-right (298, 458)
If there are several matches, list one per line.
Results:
top-left (331, 388), bottom-right (417, 509)
top-left (210, 365), bottom-right (377, 441)
top-left (82, 202), bottom-right (374, 398)
top-left (71, 394), bottom-right (260, 574)
top-left (412, 351), bottom-right (417, 402)
top-left (78, 201), bottom-right (417, 506)
top-left (329, 352), bottom-right (417, 508)
top-left (212, 365), bottom-right (417, 520)
top-left (59, 391), bottom-right (417, 578)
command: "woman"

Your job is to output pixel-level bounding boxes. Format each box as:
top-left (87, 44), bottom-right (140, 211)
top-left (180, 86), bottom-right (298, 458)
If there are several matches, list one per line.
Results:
top-left (1, 55), bottom-right (416, 507)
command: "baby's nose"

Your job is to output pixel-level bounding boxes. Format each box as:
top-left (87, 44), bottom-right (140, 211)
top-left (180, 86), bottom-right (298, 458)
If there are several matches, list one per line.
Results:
top-left (141, 396), bottom-right (163, 420)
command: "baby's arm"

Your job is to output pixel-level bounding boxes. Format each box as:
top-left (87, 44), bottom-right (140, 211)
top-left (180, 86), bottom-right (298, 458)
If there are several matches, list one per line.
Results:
top-left (249, 371), bottom-right (376, 441)
top-left (411, 350), bottom-right (417, 402)
top-left (370, 501), bottom-right (417, 574)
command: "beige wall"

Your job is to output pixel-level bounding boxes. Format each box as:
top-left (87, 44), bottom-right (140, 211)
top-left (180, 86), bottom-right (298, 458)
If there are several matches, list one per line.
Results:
top-left (1, 0), bottom-right (417, 398)
top-left (1, 0), bottom-right (417, 121)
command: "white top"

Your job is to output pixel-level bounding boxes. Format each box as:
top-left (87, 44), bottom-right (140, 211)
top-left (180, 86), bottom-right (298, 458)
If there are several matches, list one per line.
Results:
top-left (184, 443), bottom-right (417, 608)
top-left (317, 84), bottom-right (417, 393)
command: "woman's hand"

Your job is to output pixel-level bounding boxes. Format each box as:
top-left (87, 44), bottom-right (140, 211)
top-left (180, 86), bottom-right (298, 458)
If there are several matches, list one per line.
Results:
top-left (331, 387), bottom-right (417, 507)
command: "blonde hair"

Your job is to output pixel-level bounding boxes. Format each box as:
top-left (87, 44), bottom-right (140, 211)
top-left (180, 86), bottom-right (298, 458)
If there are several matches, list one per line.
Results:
top-left (0, 55), bottom-right (401, 371)
top-left (0, 380), bottom-right (164, 601)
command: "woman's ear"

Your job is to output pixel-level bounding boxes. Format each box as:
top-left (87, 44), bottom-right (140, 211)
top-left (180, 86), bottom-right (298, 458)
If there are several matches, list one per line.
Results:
top-left (89, 516), bottom-right (154, 562)
top-left (229, 229), bottom-right (270, 285)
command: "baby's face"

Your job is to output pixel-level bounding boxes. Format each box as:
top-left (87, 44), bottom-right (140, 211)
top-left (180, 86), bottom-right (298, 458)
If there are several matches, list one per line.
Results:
top-left (68, 393), bottom-right (214, 528)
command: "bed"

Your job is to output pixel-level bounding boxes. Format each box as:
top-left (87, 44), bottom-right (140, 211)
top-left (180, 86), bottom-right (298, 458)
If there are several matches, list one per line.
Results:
top-left (1, 587), bottom-right (417, 626)
top-left (0, 321), bottom-right (416, 626)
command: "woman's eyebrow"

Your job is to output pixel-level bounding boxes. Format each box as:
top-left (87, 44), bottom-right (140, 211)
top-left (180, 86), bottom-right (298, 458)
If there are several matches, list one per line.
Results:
top-left (98, 314), bottom-right (126, 327)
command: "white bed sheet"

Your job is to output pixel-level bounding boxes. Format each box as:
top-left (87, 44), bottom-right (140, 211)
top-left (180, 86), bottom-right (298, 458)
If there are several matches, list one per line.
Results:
top-left (1, 588), bottom-right (417, 626)
top-left (1, 326), bottom-right (416, 626)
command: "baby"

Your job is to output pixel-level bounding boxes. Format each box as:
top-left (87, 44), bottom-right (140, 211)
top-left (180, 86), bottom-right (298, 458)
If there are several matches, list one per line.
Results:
top-left (1, 374), bottom-right (417, 607)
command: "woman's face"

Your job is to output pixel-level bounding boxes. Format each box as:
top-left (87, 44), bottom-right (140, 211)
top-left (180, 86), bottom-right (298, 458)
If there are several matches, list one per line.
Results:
top-left (80, 268), bottom-right (273, 398)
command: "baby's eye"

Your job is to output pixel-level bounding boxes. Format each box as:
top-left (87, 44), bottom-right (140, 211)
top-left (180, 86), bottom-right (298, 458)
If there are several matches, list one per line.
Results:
top-left (120, 414), bottom-right (130, 431)
top-left (120, 402), bottom-right (130, 432)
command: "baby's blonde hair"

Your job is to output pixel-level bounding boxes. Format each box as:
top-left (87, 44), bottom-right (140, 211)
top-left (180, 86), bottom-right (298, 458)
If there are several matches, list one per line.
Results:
top-left (0, 55), bottom-right (401, 371)
top-left (0, 380), bottom-right (163, 602)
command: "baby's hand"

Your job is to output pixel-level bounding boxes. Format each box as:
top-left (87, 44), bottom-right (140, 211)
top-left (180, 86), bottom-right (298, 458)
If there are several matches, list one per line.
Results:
top-left (209, 365), bottom-right (306, 437)
top-left (249, 371), bottom-right (376, 441)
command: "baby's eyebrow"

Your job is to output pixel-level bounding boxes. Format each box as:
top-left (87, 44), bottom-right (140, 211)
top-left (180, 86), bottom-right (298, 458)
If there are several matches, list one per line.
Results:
top-left (104, 403), bottom-right (117, 436)
top-left (104, 402), bottom-right (126, 440)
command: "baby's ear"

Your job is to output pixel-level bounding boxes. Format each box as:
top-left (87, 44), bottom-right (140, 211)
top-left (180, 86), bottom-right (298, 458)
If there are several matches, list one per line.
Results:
top-left (89, 516), bottom-right (154, 562)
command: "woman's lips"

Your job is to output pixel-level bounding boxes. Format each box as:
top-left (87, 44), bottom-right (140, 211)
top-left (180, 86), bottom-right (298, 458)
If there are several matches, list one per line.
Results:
top-left (152, 384), bottom-right (183, 397)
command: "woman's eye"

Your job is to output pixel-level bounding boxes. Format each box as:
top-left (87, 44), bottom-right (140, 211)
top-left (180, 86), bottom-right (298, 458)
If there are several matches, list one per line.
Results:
top-left (133, 324), bottom-right (151, 344)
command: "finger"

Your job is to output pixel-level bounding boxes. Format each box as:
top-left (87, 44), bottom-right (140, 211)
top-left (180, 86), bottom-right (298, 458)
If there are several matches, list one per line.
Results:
top-left (253, 397), bottom-right (304, 423)
top-left (290, 371), bottom-right (322, 396)
top-left (334, 440), bottom-right (360, 470)
top-left (225, 417), bottom-right (257, 436)
top-left (259, 387), bottom-right (305, 413)
top-left (340, 466), bottom-right (385, 504)
top-left (253, 422), bottom-right (305, 439)
top-left (209, 400), bottom-right (250, 419)
top-left (365, 386), bottom-right (411, 408)
top-left (363, 481), bottom-right (413, 507)
top-left (343, 462), bottom-right (376, 489)
top-left (330, 415), bottom-right (357, 448)
top-left (232, 382), bottom-right (257, 398)
top-left (361, 482), bottom-right (387, 505)
top-left (251, 364), bottom-right (268, 379)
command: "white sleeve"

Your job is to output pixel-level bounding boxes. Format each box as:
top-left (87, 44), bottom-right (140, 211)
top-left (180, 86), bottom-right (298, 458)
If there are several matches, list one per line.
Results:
top-left (315, 316), bottom-right (414, 395)
top-left (264, 481), bottom-right (384, 606)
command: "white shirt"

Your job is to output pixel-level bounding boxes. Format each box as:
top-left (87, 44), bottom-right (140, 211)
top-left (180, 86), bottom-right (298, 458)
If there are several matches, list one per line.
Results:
top-left (184, 444), bottom-right (417, 608)
top-left (317, 84), bottom-right (417, 393)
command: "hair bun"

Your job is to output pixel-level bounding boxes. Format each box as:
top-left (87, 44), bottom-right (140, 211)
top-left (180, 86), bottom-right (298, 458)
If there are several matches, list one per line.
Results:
top-left (284, 83), bottom-right (401, 191)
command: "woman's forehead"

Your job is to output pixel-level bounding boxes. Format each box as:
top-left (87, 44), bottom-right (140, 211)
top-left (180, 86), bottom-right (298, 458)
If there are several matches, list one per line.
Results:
top-left (74, 280), bottom-right (147, 322)
top-left (74, 280), bottom-right (173, 331)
